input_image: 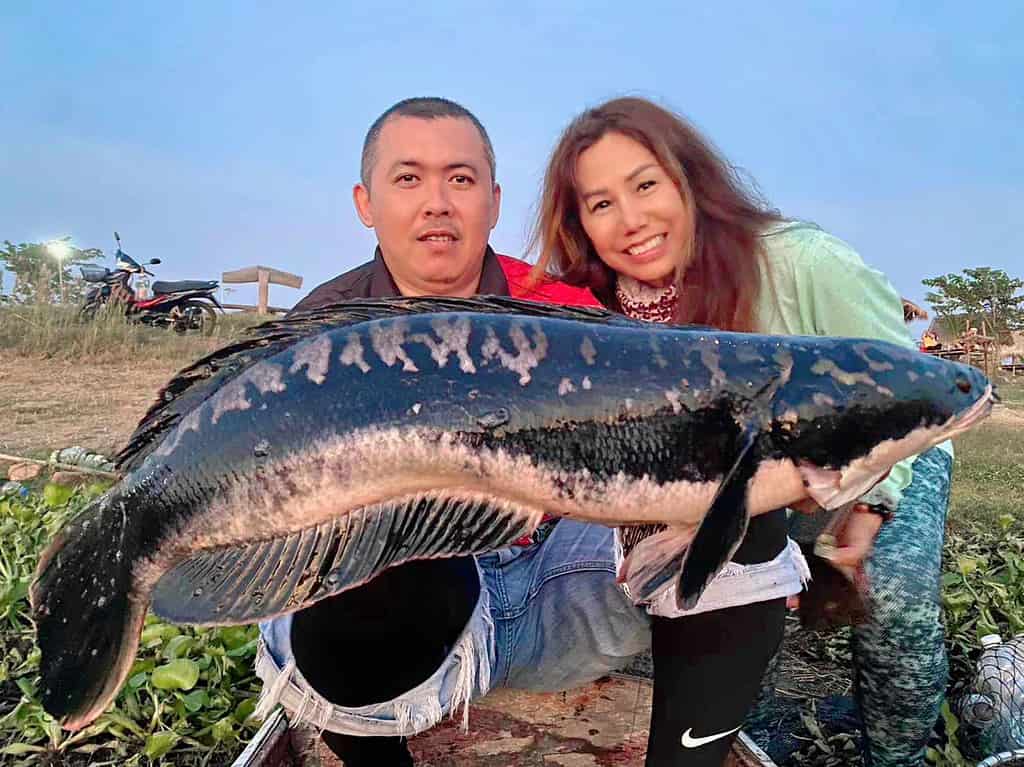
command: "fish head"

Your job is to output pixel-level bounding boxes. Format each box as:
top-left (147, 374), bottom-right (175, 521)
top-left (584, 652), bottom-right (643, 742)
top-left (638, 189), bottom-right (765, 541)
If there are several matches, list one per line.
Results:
top-left (771, 340), bottom-right (995, 508)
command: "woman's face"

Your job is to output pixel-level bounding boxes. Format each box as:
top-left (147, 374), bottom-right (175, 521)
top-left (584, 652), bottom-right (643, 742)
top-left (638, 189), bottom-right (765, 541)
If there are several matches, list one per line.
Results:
top-left (574, 132), bottom-right (692, 287)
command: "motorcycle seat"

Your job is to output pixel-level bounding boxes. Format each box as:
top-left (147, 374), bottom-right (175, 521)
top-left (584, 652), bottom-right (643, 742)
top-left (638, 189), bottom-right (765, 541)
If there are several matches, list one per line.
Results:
top-left (152, 280), bottom-right (219, 294)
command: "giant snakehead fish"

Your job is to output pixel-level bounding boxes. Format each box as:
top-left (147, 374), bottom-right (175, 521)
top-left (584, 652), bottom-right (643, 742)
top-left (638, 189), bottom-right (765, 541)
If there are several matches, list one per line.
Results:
top-left (30, 295), bottom-right (996, 729)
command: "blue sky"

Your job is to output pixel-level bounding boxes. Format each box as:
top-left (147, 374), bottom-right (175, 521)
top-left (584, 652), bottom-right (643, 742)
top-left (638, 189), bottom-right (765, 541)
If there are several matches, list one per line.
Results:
top-left (2, 2), bottom-right (1020, 328)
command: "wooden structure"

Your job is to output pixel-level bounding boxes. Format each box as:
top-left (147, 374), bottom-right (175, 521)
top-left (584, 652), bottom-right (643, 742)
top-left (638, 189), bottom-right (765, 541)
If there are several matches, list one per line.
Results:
top-left (901, 297), bottom-right (929, 323)
top-left (222, 266), bottom-right (303, 315)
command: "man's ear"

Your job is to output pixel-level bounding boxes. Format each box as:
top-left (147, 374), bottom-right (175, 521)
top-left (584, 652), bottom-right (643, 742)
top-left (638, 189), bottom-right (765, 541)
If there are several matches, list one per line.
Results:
top-left (489, 183), bottom-right (502, 230)
top-left (353, 183), bottom-right (374, 228)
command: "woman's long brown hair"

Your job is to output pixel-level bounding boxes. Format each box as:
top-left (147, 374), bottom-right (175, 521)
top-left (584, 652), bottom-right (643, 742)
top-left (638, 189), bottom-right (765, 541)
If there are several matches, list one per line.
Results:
top-left (530, 97), bottom-right (783, 332)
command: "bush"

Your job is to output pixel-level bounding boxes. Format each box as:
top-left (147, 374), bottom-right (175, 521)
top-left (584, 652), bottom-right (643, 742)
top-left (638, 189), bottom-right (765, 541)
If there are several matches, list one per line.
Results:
top-left (0, 484), bottom-right (262, 766)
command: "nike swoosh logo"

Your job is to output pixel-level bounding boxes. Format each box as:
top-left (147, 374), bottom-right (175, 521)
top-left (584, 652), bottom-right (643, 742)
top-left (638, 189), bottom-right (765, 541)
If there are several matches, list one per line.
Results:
top-left (680, 725), bottom-right (741, 748)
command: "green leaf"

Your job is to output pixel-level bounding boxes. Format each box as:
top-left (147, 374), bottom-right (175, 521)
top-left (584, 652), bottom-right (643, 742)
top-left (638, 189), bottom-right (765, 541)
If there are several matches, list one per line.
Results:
top-left (0, 743), bottom-right (47, 755)
top-left (957, 556), bottom-right (979, 576)
top-left (939, 700), bottom-right (960, 738)
top-left (143, 730), bottom-right (180, 759)
top-left (150, 659), bottom-right (200, 691)
top-left (234, 697), bottom-right (257, 723)
top-left (218, 626), bottom-right (253, 651)
top-left (211, 715), bottom-right (236, 743)
top-left (182, 689), bottom-right (208, 712)
top-left (140, 624), bottom-right (180, 646)
top-left (16, 676), bottom-right (36, 699)
top-left (162, 635), bottom-right (195, 659)
top-left (42, 483), bottom-right (74, 508)
top-left (101, 710), bottom-right (146, 737)
top-left (226, 638), bottom-right (258, 658)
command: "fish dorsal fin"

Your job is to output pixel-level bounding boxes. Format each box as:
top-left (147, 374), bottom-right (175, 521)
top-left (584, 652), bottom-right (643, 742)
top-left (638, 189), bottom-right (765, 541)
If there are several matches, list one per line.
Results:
top-left (676, 423), bottom-right (761, 610)
top-left (116, 296), bottom-right (618, 472)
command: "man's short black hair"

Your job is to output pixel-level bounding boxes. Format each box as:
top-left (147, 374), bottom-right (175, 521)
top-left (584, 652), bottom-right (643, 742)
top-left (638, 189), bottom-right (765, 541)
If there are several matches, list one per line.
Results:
top-left (360, 97), bottom-right (497, 187)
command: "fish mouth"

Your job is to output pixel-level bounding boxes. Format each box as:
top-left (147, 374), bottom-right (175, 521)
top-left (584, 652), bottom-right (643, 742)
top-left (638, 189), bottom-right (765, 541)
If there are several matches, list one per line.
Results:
top-left (945, 383), bottom-right (996, 438)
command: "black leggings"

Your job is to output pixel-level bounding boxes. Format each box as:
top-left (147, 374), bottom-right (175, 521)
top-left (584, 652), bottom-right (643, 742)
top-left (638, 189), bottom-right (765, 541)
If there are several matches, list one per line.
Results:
top-left (291, 513), bottom-right (786, 767)
top-left (644, 510), bottom-right (788, 766)
top-left (646, 599), bottom-right (786, 766)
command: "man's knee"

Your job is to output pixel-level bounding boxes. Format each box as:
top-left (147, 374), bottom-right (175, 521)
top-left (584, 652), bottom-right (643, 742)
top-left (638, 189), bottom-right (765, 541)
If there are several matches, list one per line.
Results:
top-left (290, 557), bottom-right (481, 705)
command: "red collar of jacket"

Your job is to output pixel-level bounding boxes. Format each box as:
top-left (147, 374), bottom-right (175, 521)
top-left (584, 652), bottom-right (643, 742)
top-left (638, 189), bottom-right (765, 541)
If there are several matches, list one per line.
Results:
top-left (292, 246), bottom-right (599, 312)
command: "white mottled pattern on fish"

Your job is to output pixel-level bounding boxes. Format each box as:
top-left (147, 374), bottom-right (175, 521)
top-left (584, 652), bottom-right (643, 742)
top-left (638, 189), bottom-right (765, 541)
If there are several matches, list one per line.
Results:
top-left (415, 317), bottom-right (476, 373)
top-left (648, 334), bottom-right (669, 369)
top-left (152, 407), bottom-right (203, 457)
top-left (289, 335), bottom-right (333, 384)
top-left (480, 321), bottom-right (548, 385)
top-left (699, 345), bottom-right (728, 390)
top-left (811, 357), bottom-right (881, 388)
top-left (339, 332), bottom-right (371, 373)
top-left (580, 336), bottom-right (598, 365)
top-left (370, 319), bottom-right (418, 372)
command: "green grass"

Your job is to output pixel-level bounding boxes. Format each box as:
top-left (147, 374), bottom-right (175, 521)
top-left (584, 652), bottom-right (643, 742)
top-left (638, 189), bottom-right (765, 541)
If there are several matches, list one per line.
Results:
top-left (948, 423), bottom-right (1024, 531)
top-left (994, 377), bottom-right (1024, 410)
top-left (0, 304), bottom-right (264, 363)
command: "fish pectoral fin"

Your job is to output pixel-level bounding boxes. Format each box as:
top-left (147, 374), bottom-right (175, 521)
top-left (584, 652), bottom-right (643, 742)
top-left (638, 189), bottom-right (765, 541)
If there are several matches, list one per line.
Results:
top-left (675, 425), bottom-right (760, 611)
top-left (622, 525), bottom-right (697, 604)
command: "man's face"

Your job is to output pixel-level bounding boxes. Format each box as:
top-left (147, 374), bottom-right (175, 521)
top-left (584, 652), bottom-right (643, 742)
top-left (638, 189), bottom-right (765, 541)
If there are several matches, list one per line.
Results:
top-left (353, 116), bottom-right (501, 297)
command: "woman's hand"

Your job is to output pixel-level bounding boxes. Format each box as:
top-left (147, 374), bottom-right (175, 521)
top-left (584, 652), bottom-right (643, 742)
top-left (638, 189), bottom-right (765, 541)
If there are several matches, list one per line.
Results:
top-left (786, 501), bottom-right (886, 611)
top-left (826, 505), bottom-right (884, 575)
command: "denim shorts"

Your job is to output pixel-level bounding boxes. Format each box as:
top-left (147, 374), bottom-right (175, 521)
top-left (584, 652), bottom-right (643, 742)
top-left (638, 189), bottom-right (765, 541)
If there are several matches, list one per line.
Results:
top-left (255, 519), bottom-right (805, 736)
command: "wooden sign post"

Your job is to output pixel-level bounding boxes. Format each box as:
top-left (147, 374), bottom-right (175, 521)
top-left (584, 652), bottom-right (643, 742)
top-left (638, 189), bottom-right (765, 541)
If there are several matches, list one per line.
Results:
top-left (221, 265), bottom-right (303, 315)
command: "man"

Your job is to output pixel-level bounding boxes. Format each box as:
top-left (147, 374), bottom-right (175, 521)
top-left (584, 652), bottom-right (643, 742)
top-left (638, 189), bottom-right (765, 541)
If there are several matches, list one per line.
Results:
top-left (255, 97), bottom-right (652, 766)
top-left (292, 99), bottom-right (592, 309)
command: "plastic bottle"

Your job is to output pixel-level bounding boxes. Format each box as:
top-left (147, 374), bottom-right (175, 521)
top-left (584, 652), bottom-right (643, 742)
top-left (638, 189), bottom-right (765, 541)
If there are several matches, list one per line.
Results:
top-left (958, 634), bottom-right (1024, 758)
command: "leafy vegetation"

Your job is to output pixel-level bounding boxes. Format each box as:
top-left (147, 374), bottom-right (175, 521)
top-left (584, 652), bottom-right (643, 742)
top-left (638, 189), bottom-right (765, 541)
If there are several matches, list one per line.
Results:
top-left (781, 408), bottom-right (1024, 767)
top-left (0, 483), bottom-right (262, 766)
top-left (1, 240), bottom-right (105, 306)
top-left (923, 267), bottom-right (1024, 340)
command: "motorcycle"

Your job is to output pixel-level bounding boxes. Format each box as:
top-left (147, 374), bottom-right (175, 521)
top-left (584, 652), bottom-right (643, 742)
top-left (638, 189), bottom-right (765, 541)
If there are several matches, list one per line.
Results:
top-left (79, 232), bottom-right (223, 336)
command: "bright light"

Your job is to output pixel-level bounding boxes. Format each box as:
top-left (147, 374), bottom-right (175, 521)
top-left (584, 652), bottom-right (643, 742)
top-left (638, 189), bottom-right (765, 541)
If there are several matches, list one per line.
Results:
top-left (47, 239), bottom-right (72, 261)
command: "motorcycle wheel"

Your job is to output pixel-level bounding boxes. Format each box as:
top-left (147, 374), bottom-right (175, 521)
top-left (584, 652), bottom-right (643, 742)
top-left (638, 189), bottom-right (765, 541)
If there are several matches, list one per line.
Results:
top-left (78, 303), bottom-right (99, 323)
top-left (171, 300), bottom-right (218, 336)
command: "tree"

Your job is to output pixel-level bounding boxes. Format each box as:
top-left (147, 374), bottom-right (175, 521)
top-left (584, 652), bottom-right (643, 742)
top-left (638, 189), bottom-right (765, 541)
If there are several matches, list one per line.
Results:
top-left (0, 240), bottom-right (104, 305)
top-left (923, 267), bottom-right (1024, 343)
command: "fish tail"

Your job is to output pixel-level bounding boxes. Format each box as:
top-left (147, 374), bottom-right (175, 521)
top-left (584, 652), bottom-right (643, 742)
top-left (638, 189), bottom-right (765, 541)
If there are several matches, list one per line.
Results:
top-left (30, 494), bottom-right (145, 730)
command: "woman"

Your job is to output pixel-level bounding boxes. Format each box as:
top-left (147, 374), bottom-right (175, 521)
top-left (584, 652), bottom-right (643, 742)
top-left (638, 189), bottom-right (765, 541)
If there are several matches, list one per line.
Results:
top-left (531, 97), bottom-right (953, 767)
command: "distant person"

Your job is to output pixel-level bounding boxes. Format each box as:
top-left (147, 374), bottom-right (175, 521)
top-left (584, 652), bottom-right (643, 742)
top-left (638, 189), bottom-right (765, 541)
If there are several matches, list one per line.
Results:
top-left (531, 96), bottom-right (955, 767)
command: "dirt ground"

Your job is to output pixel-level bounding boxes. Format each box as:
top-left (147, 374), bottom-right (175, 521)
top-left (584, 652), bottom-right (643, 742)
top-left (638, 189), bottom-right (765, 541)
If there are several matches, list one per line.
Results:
top-left (0, 357), bottom-right (184, 461)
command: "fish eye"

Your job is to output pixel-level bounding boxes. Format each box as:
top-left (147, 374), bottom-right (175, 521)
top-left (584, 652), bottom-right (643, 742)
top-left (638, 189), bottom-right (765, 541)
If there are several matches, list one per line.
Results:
top-left (956, 377), bottom-right (972, 394)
